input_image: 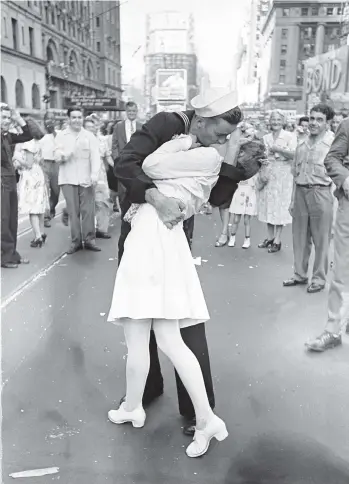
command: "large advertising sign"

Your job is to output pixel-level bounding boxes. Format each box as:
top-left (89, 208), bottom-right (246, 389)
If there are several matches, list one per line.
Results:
top-left (156, 69), bottom-right (187, 101)
top-left (303, 46), bottom-right (349, 110)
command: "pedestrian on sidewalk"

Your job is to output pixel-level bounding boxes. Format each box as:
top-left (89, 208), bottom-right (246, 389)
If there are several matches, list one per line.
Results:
top-left (284, 104), bottom-right (335, 294)
top-left (227, 175), bottom-right (258, 249)
top-left (15, 136), bottom-right (49, 248)
top-left (257, 110), bottom-right (297, 253)
top-left (84, 116), bottom-right (112, 239)
top-left (54, 107), bottom-right (101, 255)
top-left (112, 88), bottom-right (264, 440)
top-left (1, 104), bottom-right (39, 268)
top-left (108, 133), bottom-right (233, 458)
top-left (306, 116), bottom-right (349, 352)
top-left (40, 112), bottom-right (67, 228)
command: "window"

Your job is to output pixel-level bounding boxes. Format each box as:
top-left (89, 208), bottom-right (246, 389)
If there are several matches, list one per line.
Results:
top-left (327, 7), bottom-right (334, 16)
top-left (281, 28), bottom-right (288, 39)
top-left (279, 74), bottom-right (285, 84)
top-left (3, 17), bottom-right (7, 37)
top-left (72, 24), bottom-right (76, 37)
top-left (280, 59), bottom-right (286, 67)
top-left (22, 26), bottom-right (25, 44)
top-left (301, 8), bottom-right (308, 16)
top-left (62, 17), bottom-right (66, 31)
top-left (45, 7), bottom-right (49, 24)
top-left (31, 83), bottom-right (40, 109)
top-left (96, 16), bottom-right (100, 27)
top-left (49, 90), bottom-right (57, 109)
top-left (1, 76), bottom-right (8, 103)
top-left (11, 18), bottom-right (18, 50)
top-left (97, 41), bottom-right (101, 52)
top-left (97, 65), bottom-right (100, 80)
top-left (281, 44), bottom-right (287, 54)
top-left (337, 7), bottom-right (343, 15)
top-left (51, 10), bottom-right (55, 25)
top-left (108, 67), bottom-right (111, 84)
top-left (282, 8), bottom-right (290, 17)
top-left (311, 7), bottom-right (319, 16)
top-left (15, 79), bottom-right (25, 107)
top-left (29, 27), bottom-right (34, 56)
top-left (87, 62), bottom-right (93, 79)
top-left (113, 70), bottom-right (116, 84)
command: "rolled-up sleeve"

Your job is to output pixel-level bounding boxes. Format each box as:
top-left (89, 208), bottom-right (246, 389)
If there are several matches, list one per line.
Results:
top-left (324, 120), bottom-right (349, 188)
top-left (114, 113), bottom-right (170, 204)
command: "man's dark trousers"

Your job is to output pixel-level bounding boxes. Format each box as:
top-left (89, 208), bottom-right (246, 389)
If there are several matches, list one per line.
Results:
top-left (1, 176), bottom-right (21, 264)
top-left (118, 214), bottom-right (215, 419)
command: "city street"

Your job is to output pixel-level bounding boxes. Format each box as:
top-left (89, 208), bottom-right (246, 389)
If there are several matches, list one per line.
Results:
top-left (1, 211), bottom-right (349, 484)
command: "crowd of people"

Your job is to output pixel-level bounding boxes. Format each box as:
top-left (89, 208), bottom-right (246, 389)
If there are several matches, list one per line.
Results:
top-left (1, 90), bottom-right (349, 458)
top-left (0, 100), bottom-right (140, 262)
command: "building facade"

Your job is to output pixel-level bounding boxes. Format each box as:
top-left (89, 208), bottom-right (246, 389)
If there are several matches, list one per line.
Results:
top-left (1, 1), bottom-right (46, 120)
top-left (1, 0), bottom-right (123, 121)
top-left (144, 11), bottom-right (198, 114)
top-left (259, 0), bottom-right (345, 112)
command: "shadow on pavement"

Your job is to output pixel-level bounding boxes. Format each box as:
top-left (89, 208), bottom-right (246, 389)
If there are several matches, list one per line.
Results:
top-left (225, 433), bottom-right (349, 484)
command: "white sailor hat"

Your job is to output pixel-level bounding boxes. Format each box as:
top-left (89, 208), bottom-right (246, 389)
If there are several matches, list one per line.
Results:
top-left (190, 88), bottom-right (238, 118)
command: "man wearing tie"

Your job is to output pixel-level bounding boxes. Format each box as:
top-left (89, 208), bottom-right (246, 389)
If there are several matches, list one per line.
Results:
top-left (111, 102), bottom-right (142, 204)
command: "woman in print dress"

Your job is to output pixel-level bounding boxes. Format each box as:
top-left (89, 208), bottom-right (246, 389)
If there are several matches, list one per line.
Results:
top-left (257, 110), bottom-right (297, 253)
top-left (14, 136), bottom-right (49, 248)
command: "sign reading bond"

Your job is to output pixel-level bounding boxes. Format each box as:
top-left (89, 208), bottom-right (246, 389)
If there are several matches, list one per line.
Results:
top-left (65, 97), bottom-right (118, 108)
top-left (304, 46), bottom-right (349, 96)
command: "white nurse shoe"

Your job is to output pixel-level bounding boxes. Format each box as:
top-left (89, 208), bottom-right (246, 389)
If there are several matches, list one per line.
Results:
top-left (108, 402), bottom-right (146, 428)
top-left (186, 415), bottom-right (228, 458)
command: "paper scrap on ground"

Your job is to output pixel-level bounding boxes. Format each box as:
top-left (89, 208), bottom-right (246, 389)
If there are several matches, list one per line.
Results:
top-left (100, 312), bottom-right (106, 316)
top-left (202, 259), bottom-right (208, 262)
top-left (218, 264), bottom-right (224, 267)
top-left (10, 467), bottom-right (59, 478)
top-left (193, 257), bottom-right (201, 266)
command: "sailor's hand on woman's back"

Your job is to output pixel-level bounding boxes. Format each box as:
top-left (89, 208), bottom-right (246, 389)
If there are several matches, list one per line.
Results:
top-left (145, 188), bottom-right (185, 229)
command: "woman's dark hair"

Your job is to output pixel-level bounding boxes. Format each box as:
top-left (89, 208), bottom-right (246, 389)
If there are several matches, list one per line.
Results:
top-left (214, 106), bottom-right (243, 125)
top-left (310, 103), bottom-right (335, 121)
top-left (67, 106), bottom-right (83, 117)
top-left (299, 116), bottom-right (309, 125)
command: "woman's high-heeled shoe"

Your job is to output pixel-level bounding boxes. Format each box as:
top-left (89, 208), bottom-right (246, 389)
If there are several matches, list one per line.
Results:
top-left (258, 238), bottom-right (274, 248)
top-left (215, 234), bottom-right (228, 247)
top-left (268, 242), bottom-right (281, 253)
top-left (30, 237), bottom-right (43, 248)
top-left (186, 415), bottom-right (228, 458)
top-left (108, 402), bottom-right (146, 428)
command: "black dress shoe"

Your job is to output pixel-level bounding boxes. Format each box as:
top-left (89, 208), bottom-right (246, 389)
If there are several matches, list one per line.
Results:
top-left (183, 418), bottom-right (196, 437)
top-left (84, 243), bottom-right (101, 252)
top-left (307, 283), bottom-right (325, 294)
top-left (1, 261), bottom-right (18, 269)
top-left (96, 231), bottom-right (111, 239)
top-left (283, 277), bottom-right (308, 287)
top-left (67, 244), bottom-right (83, 255)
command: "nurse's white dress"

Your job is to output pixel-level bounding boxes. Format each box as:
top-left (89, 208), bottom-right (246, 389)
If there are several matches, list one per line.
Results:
top-left (108, 135), bottom-right (223, 328)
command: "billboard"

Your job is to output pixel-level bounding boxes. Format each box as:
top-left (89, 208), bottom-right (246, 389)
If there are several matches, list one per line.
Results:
top-left (156, 69), bottom-right (187, 101)
top-left (303, 46), bottom-right (349, 111)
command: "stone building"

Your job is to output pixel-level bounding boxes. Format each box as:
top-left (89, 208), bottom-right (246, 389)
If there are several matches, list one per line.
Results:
top-left (1, 0), bottom-right (123, 121)
top-left (258, 0), bottom-right (345, 111)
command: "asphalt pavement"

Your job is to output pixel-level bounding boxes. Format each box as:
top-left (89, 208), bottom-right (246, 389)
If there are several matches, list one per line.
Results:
top-left (1, 210), bottom-right (349, 484)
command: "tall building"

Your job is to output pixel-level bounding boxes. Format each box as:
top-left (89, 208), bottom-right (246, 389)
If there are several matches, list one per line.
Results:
top-left (236, 0), bottom-right (271, 105)
top-left (1, 1), bottom-right (46, 121)
top-left (1, 0), bottom-right (123, 121)
top-left (144, 11), bottom-right (198, 114)
top-left (258, 0), bottom-right (345, 112)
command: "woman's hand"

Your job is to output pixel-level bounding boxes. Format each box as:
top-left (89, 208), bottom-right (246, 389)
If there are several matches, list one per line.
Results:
top-left (188, 133), bottom-right (201, 149)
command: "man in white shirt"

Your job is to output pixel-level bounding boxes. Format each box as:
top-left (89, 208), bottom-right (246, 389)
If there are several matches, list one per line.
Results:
top-left (111, 102), bottom-right (142, 204)
top-left (40, 112), bottom-right (68, 228)
top-left (54, 107), bottom-right (101, 254)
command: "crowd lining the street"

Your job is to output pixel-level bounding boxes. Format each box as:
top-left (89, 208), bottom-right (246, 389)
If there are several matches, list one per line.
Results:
top-left (1, 93), bottom-right (349, 458)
